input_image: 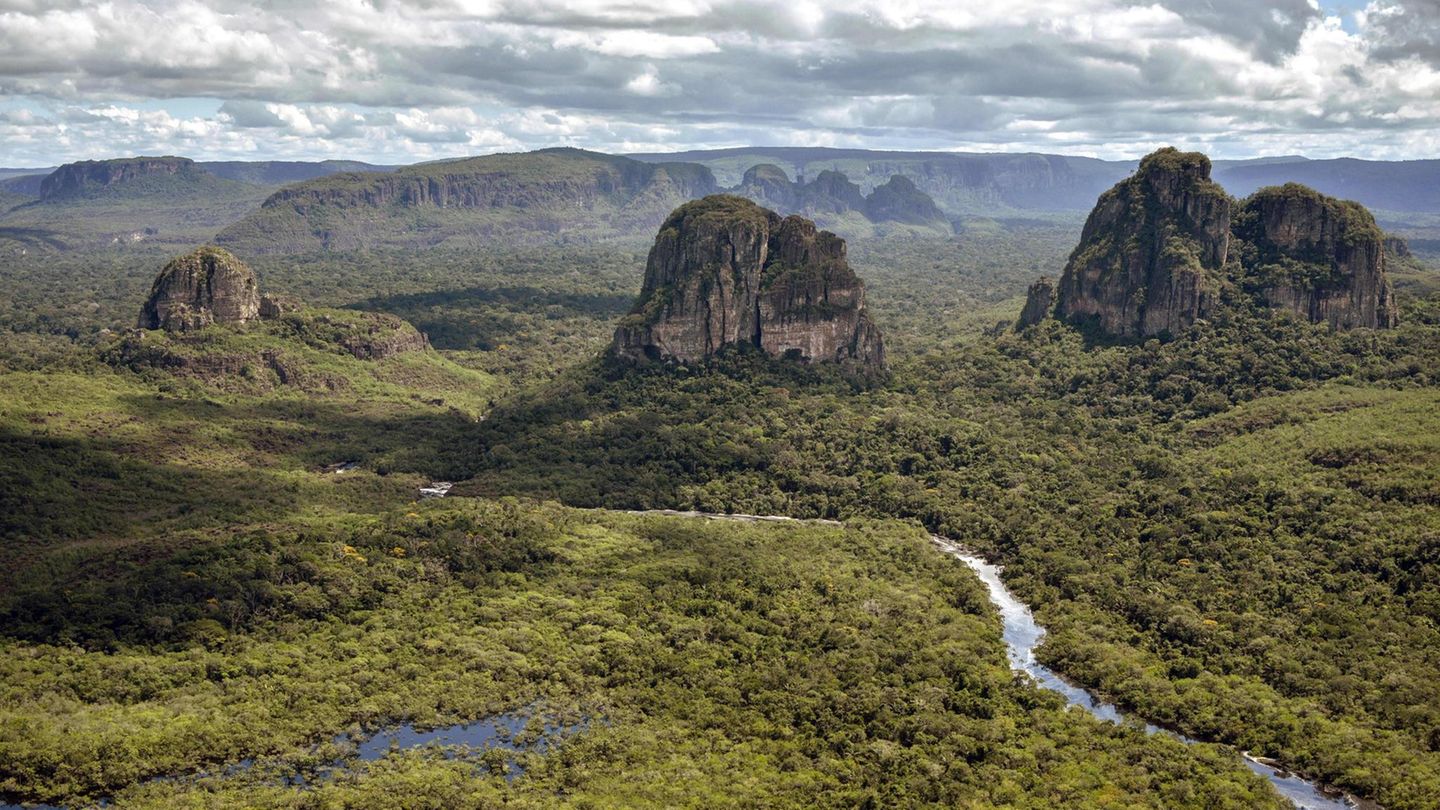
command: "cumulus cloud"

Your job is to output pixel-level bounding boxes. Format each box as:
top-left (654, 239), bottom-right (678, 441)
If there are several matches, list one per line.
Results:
top-left (1, 0), bottom-right (1439, 164)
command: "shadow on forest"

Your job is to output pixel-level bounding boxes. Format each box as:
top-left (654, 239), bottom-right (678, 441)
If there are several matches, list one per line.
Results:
top-left (351, 285), bottom-right (633, 349)
top-left (0, 390), bottom-right (488, 646)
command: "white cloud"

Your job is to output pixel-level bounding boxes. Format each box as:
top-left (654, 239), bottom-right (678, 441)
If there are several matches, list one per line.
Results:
top-left (2, 0), bottom-right (1440, 163)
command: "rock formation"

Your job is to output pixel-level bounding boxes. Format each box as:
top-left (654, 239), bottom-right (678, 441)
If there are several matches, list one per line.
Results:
top-left (40, 157), bottom-right (197, 201)
top-left (1384, 234), bottom-right (1413, 259)
top-left (218, 148), bottom-right (718, 253)
top-left (1034, 148), bottom-right (1399, 339)
top-left (1055, 148), bottom-right (1232, 338)
top-left (865, 175), bottom-right (950, 227)
top-left (736, 164), bottom-right (800, 211)
top-left (1016, 277), bottom-right (1056, 330)
top-left (732, 166), bottom-right (949, 231)
top-left (612, 195), bottom-right (885, 366)
top-left (138, 247), bottom-right (261, 332)
top-left (802, 170), bottom-right (868, 215)
top-left (1231, 184), bottom-right (1398, 330)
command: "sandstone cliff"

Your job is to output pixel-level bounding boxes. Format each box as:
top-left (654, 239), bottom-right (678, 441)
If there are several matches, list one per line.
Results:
top-left (612, 196), bottom-right (885, 366)
top-left (139, 246), bottom-right (261, 332)
top-left (40, 157), bottom-right (198, 201)
top-left (1055, 148), bottom-right (1232, 338)
top-left (216, 148), bottom-right (719, 253)
top-left (1016, 277), bottom-right (1056, 330)
top-left (1037, 149), bottom-right (1399, 339)
top-left (1231, 184), bottom-right (1398, 330)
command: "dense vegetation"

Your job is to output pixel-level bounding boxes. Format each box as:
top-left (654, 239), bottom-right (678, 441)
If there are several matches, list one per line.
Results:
top-left (463, 294), bottom-right (1440, 808)
top-left (2, 208), bottom-right (1436, 808)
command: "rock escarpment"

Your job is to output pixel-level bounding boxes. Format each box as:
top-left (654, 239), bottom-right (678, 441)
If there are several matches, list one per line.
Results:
top-left (139, 247), bottom-right (262, 332)
top-left (40, 157), bottom-right (197, 201)
top-left (1055, 148), bottom-right (1232, 338)
top-left (217, 148), bottom-right (718, 253)
top-left (612, 196), bottom-right (885, 366)
top-left (1036, 148), bottom-right (1400, 337)
top-left (1231, 184), bottom-right (1398, 330)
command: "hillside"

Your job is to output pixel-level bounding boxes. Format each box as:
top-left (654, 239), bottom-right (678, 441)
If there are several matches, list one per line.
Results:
top-left (633, 147), bottom-right (1440, 220)
top-left (215, 148), bottom-right (720, 254)
top-left (0, 157), bottom-right (271, 250)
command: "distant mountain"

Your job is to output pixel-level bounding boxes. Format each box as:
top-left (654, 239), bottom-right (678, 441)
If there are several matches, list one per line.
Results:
top-left (631, 147), bottom-right (1440, 217)
top-left (1212, 158), bottom-right (1440, 213)
top-left (216, 148), bottom-right (720, 254)
top-left (0, 157), bottom-right (271, 250)
top-left (198, 160), bottom-right (395, 186)
top-left (37, 156), bottom-right (244, 202)
top-left (735, 164), bottom-right (951, 233)
top-left (629, 146), bottom-right (1132, 214)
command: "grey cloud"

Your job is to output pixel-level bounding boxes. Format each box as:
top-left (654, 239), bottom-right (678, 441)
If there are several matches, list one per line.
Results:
top-left (1367, 0), bottom-right (1440, 64)
top-left (218, 99), bottom-right (286, 128)
top-left (1143, 0), bottom-right (1320, 62)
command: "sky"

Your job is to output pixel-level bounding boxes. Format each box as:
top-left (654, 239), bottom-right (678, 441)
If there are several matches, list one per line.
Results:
top-left (2, 0), bottom-right (1440, 166)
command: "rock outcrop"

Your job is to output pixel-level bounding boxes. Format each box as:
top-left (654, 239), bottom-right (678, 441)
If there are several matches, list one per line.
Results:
top-left (736, 164), bottom-right (800, 211)
top-left (40, 157), bottom-right (196, 201)
top-left (1384, 234), bottom-right (1413, 259)
top-left (865, 175), bottom-right (949, 227)
top-left (1016, 277), bottom-right (1056, 330)
top-left (1034, 149), bottom-right (1400, 339)
top-left (1055, 148), bottom-right (1232, 338)
top-left (1231, 184), bottom-right (1398, 330)
top-left (139, 247), bottom-right (261, 332)
top-left (612, 196), bottom-right (885, 366)
top-left (732, 166), bottom-right (950, 231)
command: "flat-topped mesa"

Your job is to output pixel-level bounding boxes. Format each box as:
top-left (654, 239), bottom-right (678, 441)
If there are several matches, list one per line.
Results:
top-left (1232, 183), bottom-right (1399, 330)
top-left (139, 246), bottom-right (261, 332)
top-left (40, 156), bottom-right (195, 201)
top-left (1055, 147), bottom-right (1232, 338)
top-left (612, 195), bottom-right (885, 366)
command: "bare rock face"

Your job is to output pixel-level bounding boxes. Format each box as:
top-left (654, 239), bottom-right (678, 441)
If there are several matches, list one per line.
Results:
top-left (1016, 276), bottom-right (1056, 330)
top-left (612, 195), bottom-right (885, 366)
top-left (40, 156), bottom-right (195, 201)
top-left (1232, 184), bottom-right (1398, 330)
top-left (139, 246), bottom-right (261, 332)
top-left (1056, 148), bottom-right (1232, 338)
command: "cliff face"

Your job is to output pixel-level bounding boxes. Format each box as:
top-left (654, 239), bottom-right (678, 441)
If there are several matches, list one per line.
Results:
top-left (40, 157), bottom-right (196, 200)
top-left (1016, 277), bottom-right (1056, 330)
top-left (217, 148), bottom-right (719, 252)
top-left (612, 195), bottom-right (885, 366)
top-left (1035, 149), bottom-right (1400, 338)
top-left (1232, 184), bottom-right (1398, 330)
top-left (1055, 148), bottom-right (1232, 338)
top-left (139, 246), bottom-right (261, 332)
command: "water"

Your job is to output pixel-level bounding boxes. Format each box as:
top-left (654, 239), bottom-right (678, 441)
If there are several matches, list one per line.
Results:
top-left (0, 709), bottom-right (580, 810)
top-left (930, 535), bottom-right (1364, 810)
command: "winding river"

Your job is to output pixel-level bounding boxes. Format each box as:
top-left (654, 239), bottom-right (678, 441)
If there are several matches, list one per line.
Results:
top-left (926, 534), bottom-right (1364, 810)
top-left (634, 510), bottom-right (1367, 808)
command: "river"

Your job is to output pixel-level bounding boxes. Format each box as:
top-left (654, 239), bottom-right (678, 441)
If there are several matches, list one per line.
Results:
top-left (927, 534), bottom-right (1365, 810)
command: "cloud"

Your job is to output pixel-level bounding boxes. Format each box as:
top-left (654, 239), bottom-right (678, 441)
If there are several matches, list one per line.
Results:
top-left (1, 0), bottom-right (1439, 164)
